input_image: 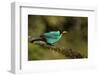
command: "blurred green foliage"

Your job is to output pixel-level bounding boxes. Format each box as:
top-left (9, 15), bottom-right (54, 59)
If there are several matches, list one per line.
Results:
top-left (28, 15), bottom-right (88, 60)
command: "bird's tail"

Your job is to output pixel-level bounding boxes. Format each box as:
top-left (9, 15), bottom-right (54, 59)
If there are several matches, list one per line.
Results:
top-left (31, 38), bottom-right (44, 43)
top-left (28, 36), bottom-right (45, 43)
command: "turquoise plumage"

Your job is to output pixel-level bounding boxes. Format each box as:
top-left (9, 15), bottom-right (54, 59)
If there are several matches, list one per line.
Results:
top-left (30, 31), bottom-right (67, 45)
top-left (43, 31), bottom-right (62, 44)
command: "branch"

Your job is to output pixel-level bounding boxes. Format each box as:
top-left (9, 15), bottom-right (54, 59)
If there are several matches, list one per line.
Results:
top-left (28, 36), bottom-right (83, 58)
top-left (34, 43), bottom-right (83, 59)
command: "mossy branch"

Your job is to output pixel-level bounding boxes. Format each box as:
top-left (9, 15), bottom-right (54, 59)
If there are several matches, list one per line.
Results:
top-left (28, 36), bottom-right (83, 59)
top-left (33, 43), bottom-right (83, 59)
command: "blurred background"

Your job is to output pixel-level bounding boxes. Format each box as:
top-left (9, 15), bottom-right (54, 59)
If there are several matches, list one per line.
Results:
top-left (28, 15), bottom-right (88, 60)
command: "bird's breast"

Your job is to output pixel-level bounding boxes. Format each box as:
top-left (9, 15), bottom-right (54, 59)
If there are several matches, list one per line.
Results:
top-left (45, 35), bottom-right (62, 44)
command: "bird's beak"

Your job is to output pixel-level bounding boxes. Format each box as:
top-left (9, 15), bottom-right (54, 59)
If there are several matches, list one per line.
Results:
top-left (63, 31), bottom-right (68, 34)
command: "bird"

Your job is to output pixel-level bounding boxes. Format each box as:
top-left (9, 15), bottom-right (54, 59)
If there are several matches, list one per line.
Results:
top-left (30, 31), bottom-right (67, 45)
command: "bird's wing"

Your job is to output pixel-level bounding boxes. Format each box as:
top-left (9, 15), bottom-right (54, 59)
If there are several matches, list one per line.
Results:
top-left (43, 31), bottom-right (60, 39)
